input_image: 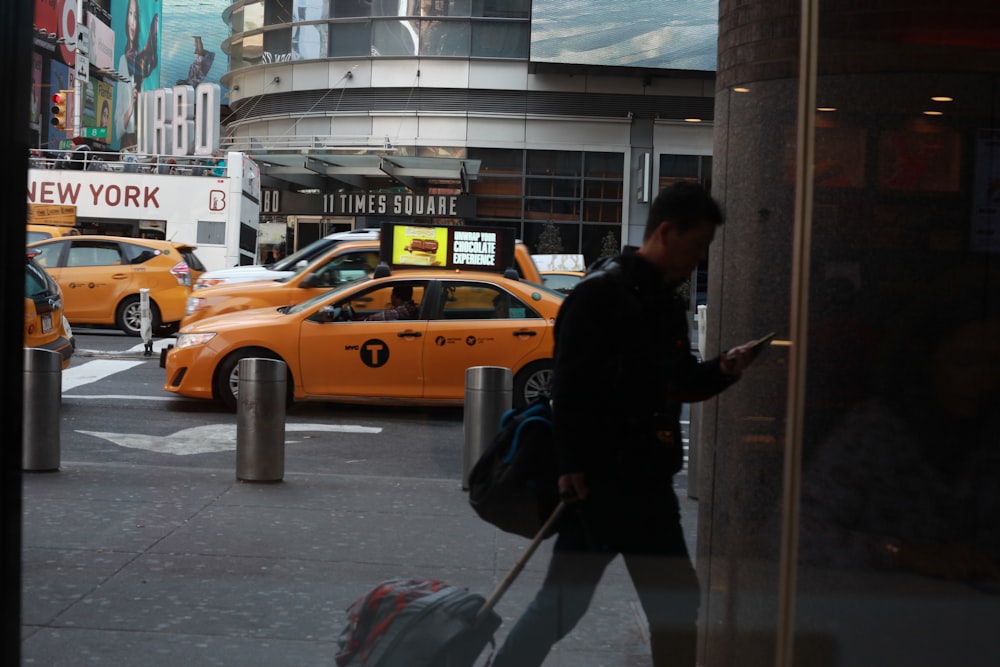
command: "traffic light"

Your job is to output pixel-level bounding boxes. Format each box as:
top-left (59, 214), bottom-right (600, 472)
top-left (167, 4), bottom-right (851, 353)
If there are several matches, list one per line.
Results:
top-left (51, 90), bottom-right (71, 131)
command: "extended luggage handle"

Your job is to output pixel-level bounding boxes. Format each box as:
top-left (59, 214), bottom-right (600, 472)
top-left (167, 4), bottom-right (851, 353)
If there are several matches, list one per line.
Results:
top-left (474, 500), bottom-right (567, 625)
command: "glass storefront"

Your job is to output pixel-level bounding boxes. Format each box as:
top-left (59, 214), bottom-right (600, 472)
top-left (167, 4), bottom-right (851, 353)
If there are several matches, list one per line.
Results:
top-left (700, 2), bottom-right (1000, 665)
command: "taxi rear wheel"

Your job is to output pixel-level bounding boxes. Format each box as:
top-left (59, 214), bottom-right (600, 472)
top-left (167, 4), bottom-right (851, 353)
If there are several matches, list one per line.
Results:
top-left (116, 295), bottom-right (162, 337)
top-left (513, 360), bottom-right (553, 408)
top-left (214, 348), bottom-right (292, 412)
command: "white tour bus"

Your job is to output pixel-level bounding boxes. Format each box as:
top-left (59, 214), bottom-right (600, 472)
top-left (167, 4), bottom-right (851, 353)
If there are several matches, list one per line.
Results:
top-left (26, 150), bottom-right (261, 272)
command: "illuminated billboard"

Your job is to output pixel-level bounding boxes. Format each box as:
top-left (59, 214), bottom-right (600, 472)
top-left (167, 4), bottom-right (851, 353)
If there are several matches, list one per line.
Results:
top-left (530, 0), bottom-right (718, 72)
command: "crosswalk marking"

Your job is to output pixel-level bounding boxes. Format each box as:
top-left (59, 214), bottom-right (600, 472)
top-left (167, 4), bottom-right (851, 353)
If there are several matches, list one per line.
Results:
top-left (62, 359), bottom-right (145, 392)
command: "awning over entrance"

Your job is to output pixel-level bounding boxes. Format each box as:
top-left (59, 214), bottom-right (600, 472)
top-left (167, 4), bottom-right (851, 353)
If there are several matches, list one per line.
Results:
top-left (251, 153), bottom-right (481, 193)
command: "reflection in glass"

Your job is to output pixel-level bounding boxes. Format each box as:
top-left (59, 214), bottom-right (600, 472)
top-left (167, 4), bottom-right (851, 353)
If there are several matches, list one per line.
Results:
top-left (371, 0), bottom-right (420, 16)
top-left (294, 23), bottom-right (328, 60)
top-left (421, 0), bottom-right (471, 17)
top-left (373, 19), bottom-right (419, 56)
top-left (420, 20), bottom-right (469, 56)
top-left (263, 28), bottom-right (292, 62)
top-left (243, 1), bottom-right (265, 30)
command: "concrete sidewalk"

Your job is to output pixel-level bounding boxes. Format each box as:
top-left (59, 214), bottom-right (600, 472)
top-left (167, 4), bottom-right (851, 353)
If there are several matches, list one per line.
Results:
top-left (21, 454), bottom-right (697, 666)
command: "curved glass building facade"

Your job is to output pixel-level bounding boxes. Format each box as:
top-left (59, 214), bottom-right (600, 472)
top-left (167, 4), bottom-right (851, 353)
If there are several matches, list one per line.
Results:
top-left (217, 0), bottom-right (715, 263)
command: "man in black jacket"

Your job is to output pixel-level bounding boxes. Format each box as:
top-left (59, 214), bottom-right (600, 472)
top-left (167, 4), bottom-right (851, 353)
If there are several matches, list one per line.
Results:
top-left (492, 182), bottom-right (761, 667)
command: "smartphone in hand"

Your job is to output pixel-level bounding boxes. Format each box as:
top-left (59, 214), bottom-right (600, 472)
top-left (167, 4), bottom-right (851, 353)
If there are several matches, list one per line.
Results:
top-left (748, 331), bottom-right (776, 355)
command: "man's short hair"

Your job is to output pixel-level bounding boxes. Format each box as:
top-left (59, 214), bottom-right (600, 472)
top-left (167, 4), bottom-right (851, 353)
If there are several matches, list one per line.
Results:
top-left (393, 285), bottom-right (413, 300)
top-left (645, 182), bottom-right (724, 240)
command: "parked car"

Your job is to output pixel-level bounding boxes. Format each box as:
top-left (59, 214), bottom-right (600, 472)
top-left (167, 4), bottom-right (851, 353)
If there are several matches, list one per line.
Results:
top-left (27, 235), bottom-right (206, 336)
top-left (163, 268), bottom-right (565, 410)
top-left (540, 270), bottom-right (585, 295)
top-left (25, 254), bottom-right (74, 369)
top-left (193, 228), bottom-right (381, 290)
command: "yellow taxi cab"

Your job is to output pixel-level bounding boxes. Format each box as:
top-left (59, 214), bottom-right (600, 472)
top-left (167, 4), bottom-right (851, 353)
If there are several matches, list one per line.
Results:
top-left (183, 240), bottom-right (381, 327)
top-left (26, 223), bottom-right (80, 244)
top-left (540, 270), bottom-right (586, 295)
top-left (162, 267), bottom-right (564, 411)
top-left (27, 235), bottom-right (206, 336)
top-left (25, 254), bottom-right (74, 369)
top-left (183, 233), bottom-right (544, 327)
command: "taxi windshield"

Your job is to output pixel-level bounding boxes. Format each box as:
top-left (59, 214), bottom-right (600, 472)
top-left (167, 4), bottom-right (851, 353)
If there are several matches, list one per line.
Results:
top-left (285, 276), bottom-right (370, 314)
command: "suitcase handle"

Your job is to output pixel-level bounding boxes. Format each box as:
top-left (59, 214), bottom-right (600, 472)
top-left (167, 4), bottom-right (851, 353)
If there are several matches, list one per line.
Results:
top-left (475, 501), bottom-right (567, 625)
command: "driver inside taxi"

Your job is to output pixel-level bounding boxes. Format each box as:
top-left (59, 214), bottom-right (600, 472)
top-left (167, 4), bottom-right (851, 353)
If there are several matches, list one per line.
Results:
top-left (361, 285), bottom-right (418, 321)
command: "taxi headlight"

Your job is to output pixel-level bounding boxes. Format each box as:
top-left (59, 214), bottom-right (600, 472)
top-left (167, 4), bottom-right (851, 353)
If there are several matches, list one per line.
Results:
top-left (194, 278), bottom-right (228, 290)
top-left (185, 296), bottom-right (205, 316)
top-left (175, 332), bottom-right (217, 349)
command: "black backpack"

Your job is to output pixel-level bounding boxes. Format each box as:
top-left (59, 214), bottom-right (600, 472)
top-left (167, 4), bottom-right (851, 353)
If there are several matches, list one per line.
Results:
top-left (467, 396), bottom-right (560, 539)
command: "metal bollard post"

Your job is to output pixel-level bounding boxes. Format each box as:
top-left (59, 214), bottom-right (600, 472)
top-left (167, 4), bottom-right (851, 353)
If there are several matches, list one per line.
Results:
top-left (23, 348), bottom-right (62, 472)
top-left (236, 358), bottom-right (287, 482)
top-left (140, 288), bottom-right (153, 356)
top-left (462, 366), bottom-right (512, 490)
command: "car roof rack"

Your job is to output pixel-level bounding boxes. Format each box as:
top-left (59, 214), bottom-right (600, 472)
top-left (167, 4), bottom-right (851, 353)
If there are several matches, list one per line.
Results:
top-left (503, 267), bottom-right (520, 280)
top-left (373, 262), bottom-right (392, 278)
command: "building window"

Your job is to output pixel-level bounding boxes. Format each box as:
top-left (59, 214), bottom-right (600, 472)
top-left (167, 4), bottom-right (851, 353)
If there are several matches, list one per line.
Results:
top-left (242, 2), bottom-right (266, 31)
top-left (265, 0), bottom-right (293, 24)
top-left (420, 20), bottom-right (470, 56)
top-left (263, 28), bottom-right (293, 62)
top-left (294, 0), bottom-right (330, 21)
top-left (371, 0), bottom-right (420, 17)
top-left (472, 0), bottom-right (529, 18)
top-left (471, 21), bottom-right (529, 58)
top-left (471, 148), bottom-right (624, 262)
top-left (422, 0), bottom-right (472, 17)
top-left (373, 19), bottom-right (419, 56)
top-left (659, 154), bottom-right (712, 190)
top-left (330, 21), bottom-right (372, 57)
top-left (332, 0), bottom-right (373, 17)
top-left (293, 23), bottom-right (329, 60)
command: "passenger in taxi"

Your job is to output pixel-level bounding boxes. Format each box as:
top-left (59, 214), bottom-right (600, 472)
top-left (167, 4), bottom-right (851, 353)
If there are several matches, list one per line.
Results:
top-left (363, 285), bottom-right (418, 321)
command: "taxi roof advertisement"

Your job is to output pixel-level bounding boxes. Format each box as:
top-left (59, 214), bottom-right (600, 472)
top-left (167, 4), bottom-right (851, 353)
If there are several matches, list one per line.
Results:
top-left (379, 223), bottom-right (515, 273)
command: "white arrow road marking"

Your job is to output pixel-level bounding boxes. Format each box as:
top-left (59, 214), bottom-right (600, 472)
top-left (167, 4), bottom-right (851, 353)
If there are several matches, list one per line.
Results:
top-left (63, 359), bottom-right (145, 392)
top-left (76, 423), bottom-right (382, 455)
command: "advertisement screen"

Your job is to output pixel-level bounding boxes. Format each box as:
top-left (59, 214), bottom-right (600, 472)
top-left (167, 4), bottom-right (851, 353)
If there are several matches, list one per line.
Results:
top-left (530, 0), bottom-right (718, 72)
top-left (379, 224), bottom-right (515, 273)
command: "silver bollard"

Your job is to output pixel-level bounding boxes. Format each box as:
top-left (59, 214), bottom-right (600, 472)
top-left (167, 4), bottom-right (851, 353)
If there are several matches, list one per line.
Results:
top-left (140, 288), bottom-right (153, 356)
top-left (463, 366), bottom-right (512, 490)
top-left (236, 357), bottom-right (287, 482)
top-left (23, 347), bottom-right (62, 472)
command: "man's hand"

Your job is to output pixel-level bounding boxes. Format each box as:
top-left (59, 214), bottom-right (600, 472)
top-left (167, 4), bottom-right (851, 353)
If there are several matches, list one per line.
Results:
top-left (721, 336), bottom-right (771, 377)
top-left (558, 472), bottom-right (588, 502)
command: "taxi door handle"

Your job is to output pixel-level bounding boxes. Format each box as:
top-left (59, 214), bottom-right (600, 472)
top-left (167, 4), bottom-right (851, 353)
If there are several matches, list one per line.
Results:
top-left (397, 330), bottom-right (422, 338)
top-left (112, 273), bottom-right (130, 280)
top-left (512, 329), bottom-right (537, 337)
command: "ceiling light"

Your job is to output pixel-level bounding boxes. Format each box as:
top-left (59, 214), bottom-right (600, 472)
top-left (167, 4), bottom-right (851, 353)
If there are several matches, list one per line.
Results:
top-left (683, 118), bottom-right (702, 123)
top-left (923, 110), bottom-right (944, 116)
top-left (816, 107), bottom-right (837, 112)
top-left (733, 87), bottom-right (750, 93)
top-left (930, 96), bottom-right (953, 102)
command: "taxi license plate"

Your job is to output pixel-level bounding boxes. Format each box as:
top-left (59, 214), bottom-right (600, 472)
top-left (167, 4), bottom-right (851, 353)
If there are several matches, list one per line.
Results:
top-left (42, 313), bottom-right (53, 334)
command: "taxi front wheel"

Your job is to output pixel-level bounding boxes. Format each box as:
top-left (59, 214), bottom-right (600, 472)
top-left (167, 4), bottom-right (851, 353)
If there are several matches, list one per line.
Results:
top-left (116, 295), bottom-right (162, 337)
top-left (513, 360), bottom-right (553, 409)
top-left (214, 348), bottom-right (293, 412)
